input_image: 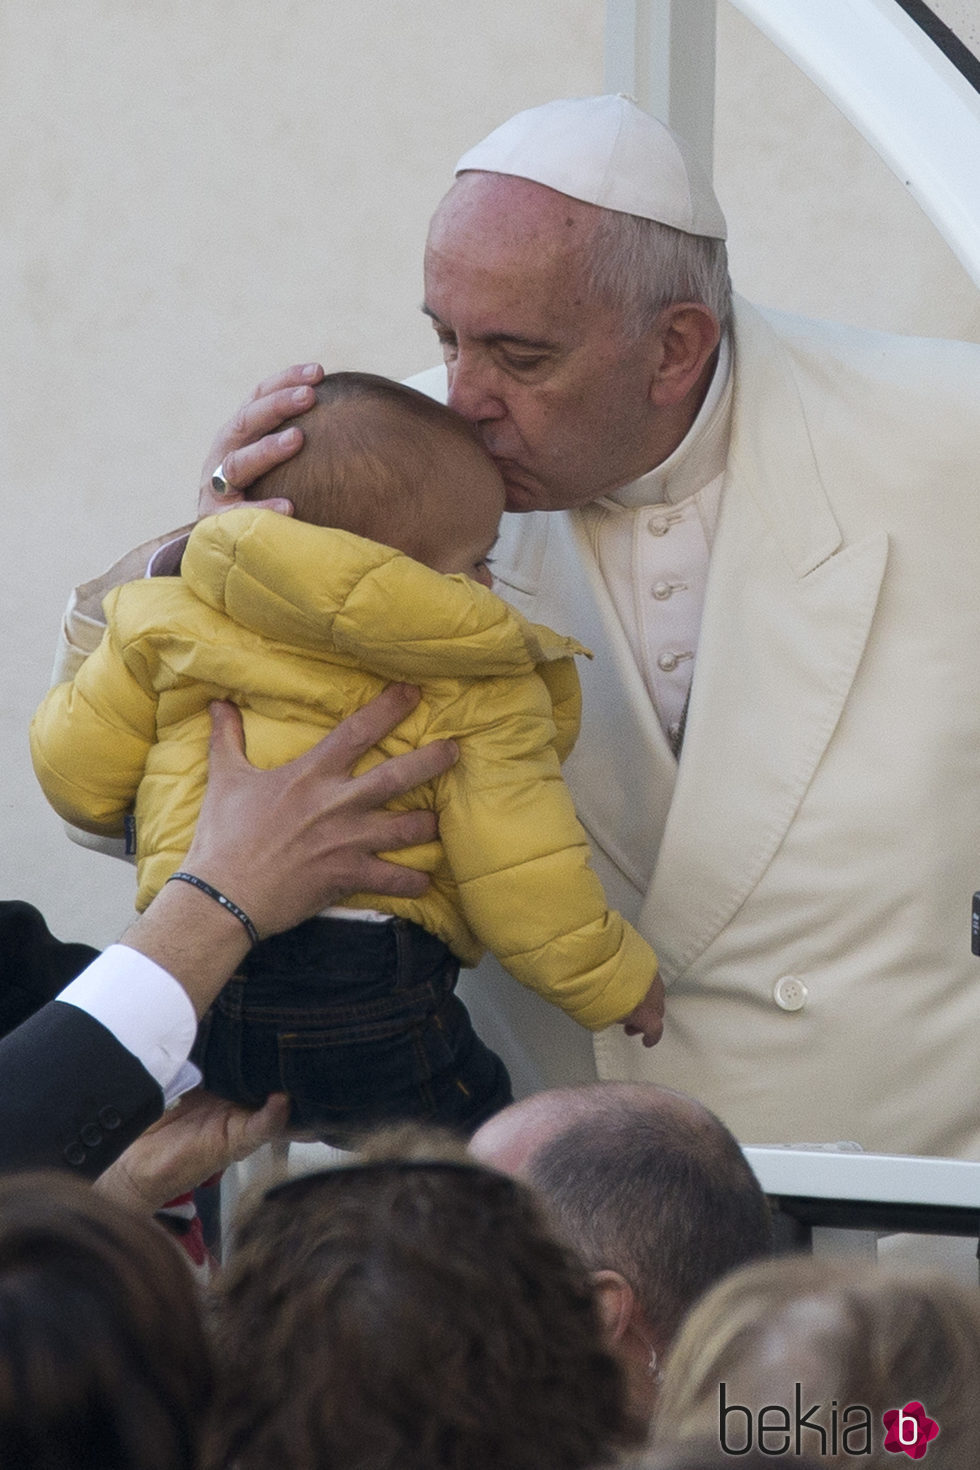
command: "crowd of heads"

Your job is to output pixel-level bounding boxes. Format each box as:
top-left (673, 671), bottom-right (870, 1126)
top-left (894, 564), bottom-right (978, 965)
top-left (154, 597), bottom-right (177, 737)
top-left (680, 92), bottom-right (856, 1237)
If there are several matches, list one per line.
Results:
top-left (2, 1095), bottom-right (980, 1470)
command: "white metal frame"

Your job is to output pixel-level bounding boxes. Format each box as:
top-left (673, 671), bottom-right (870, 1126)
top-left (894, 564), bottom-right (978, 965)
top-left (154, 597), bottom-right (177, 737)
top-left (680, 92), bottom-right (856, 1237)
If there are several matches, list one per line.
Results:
top-left (745, 1146), bottom-right (980, 1210)
top-left (744, 1147), bottom-right (980, 1265)
top-left (605, 0), bottom-right (980, 285)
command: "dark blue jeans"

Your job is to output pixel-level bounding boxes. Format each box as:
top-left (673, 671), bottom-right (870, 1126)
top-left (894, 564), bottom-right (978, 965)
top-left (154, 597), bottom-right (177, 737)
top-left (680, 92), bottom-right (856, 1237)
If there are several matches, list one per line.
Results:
top-left (192, 916), bottom-right (512, 1145)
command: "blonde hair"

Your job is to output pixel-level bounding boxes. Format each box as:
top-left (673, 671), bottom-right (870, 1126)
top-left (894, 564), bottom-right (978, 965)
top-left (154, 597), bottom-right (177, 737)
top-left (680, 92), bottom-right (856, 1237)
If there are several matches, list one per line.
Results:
top-left (654, 1256), bottom-right (980, 1468)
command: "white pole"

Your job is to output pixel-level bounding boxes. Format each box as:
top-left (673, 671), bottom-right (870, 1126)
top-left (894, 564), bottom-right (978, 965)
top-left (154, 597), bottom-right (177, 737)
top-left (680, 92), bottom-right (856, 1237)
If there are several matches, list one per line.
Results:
top-left (604, 0), bottom-right (718, 175)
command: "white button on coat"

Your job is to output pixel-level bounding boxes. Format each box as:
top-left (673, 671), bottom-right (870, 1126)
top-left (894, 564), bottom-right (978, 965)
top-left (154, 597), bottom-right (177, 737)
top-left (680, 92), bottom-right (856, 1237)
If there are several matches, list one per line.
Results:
top-left (773, 975), bottom-right (808, 1011)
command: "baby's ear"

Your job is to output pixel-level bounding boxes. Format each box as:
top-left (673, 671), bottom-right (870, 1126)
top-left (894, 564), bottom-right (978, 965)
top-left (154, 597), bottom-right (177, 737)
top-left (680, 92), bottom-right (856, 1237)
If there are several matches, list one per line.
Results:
top-left (233, 497), bottom-right (294, 518)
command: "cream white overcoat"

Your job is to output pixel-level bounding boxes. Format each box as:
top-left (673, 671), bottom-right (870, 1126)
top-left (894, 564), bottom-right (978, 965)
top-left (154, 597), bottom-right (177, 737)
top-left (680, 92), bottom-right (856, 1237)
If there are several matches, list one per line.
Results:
top-left (445, 297), bottom-right (980, 1159)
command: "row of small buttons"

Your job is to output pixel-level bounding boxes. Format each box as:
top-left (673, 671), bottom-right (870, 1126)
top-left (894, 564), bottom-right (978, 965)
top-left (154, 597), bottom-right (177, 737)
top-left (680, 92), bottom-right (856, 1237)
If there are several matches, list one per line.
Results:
top-left (644, 516), bottom-right (694, 691)
top-left (63, 1105), bottom-right (123, 1168)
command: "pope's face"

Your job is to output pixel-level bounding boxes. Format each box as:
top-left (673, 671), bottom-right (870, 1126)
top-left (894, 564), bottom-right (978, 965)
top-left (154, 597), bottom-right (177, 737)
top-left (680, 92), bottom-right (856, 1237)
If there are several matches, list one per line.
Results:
top-left (423, 174), bottom-right (668, 513)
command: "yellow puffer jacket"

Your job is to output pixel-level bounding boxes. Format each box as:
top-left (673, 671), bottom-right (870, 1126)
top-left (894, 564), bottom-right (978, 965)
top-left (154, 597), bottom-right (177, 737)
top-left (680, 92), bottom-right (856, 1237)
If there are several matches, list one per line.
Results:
top-left (31, 507), bottom-right (656, 1030)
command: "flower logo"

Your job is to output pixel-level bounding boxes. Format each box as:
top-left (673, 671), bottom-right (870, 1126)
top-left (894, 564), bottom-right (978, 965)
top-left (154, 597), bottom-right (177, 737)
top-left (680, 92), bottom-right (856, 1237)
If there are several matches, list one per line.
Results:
top-left (882, 1401), bottom-right (939, 1458)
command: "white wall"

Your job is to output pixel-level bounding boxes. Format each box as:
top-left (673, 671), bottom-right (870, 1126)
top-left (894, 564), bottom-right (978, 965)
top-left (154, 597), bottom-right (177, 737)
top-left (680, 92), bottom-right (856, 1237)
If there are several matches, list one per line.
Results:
top-left (3, 0), bottom-right (978, 948)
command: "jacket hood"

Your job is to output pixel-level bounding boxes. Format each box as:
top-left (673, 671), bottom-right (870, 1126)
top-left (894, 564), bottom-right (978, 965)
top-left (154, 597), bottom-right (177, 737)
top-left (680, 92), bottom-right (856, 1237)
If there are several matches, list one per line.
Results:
top-left (183, 508), bottom-right (588, 682)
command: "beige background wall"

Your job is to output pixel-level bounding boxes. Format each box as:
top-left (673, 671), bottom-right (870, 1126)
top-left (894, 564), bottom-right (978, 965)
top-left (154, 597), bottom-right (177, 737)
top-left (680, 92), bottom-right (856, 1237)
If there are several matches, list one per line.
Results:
top-left (3, 0), bottom-right (978, 949)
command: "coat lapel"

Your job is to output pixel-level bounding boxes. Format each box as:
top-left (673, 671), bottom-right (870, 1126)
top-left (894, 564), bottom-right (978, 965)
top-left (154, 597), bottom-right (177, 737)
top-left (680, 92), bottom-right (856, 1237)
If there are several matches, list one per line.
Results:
top-left (493, 510), bottom-right (678, 899)
top-left (640, 302), bottom-right (889, 976)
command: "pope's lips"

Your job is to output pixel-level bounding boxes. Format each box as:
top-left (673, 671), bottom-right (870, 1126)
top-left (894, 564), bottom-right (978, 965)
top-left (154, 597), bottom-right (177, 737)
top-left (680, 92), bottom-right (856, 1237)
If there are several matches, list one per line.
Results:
top-left (502, 485), bottom-right (539, 513)
top-left (485, 450), bottom-right (526, 482)
top-left (482, 449), bottom-right (539, 508)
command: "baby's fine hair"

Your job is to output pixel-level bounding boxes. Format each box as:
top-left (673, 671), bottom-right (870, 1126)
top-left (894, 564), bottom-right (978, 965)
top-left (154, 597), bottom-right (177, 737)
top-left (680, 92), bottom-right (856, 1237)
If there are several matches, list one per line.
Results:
top-left (246, 372), bottom-right (485, 558)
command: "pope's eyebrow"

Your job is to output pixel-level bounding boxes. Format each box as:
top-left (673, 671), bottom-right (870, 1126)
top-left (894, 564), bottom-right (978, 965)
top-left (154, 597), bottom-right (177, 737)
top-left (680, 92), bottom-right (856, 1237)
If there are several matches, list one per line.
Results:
top-left (420, 305), bottom-right (555, 353)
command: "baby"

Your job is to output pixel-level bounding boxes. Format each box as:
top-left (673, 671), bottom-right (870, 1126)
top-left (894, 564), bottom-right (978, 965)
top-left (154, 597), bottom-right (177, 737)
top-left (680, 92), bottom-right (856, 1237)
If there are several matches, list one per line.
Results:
top-left (31, 373), bottom-right (663, 1140)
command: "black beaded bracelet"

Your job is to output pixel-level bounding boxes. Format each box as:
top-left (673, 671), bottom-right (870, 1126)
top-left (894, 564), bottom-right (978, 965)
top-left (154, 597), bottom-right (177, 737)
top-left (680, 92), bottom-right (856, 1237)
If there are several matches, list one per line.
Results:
top-left (166, 871), bottom-right (259, 946)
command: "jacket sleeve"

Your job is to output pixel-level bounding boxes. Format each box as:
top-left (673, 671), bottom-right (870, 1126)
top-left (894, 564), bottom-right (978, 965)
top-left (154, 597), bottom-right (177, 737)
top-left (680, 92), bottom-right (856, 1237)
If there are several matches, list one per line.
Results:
top-left (30, 595), bottom-right (158, 836)
top-left (0, 1002), bottom-right (163, 1178)
top-left (433, 674), bottom-right (657, 1031)
top-left (50, 527), bottom-right (193, 687)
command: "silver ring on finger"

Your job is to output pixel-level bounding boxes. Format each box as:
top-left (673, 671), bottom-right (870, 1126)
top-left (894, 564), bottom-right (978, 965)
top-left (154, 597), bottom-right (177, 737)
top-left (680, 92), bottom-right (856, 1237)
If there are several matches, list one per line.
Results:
top-left (210, 459), bottom-right (234, 495)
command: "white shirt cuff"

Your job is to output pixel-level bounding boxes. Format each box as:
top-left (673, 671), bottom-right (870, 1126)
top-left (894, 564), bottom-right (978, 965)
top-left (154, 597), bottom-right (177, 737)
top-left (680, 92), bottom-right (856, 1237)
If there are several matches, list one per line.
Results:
top-left (58, 944), bottom-right (201, 1103)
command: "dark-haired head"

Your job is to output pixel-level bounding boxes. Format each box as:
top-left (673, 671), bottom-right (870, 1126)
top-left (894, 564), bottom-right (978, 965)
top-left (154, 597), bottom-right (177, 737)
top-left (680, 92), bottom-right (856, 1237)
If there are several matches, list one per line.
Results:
top-left (205, 1125), bottom-right (641, 1470)
top-left (0, 1171), bottom-right (211, 1470)
top-left (473, 1083), bottom-right (772, 1350)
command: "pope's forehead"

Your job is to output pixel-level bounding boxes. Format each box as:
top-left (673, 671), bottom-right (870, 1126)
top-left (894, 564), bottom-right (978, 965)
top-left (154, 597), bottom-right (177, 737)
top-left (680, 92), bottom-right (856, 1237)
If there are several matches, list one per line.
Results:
top-left (423, 177), bottom-right (602, 326)
top-left (428, 171), bottom-right (603, 249)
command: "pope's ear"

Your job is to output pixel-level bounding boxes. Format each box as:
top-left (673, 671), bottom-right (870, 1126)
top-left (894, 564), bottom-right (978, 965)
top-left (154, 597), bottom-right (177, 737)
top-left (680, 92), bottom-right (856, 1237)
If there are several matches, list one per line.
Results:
top-left (648, 302), bottom-right (721, 409)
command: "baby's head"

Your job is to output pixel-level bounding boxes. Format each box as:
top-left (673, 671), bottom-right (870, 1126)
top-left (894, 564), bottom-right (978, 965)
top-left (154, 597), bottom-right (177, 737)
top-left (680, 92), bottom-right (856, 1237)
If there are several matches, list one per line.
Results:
top-left (248, 372), bottom-right (505, 587)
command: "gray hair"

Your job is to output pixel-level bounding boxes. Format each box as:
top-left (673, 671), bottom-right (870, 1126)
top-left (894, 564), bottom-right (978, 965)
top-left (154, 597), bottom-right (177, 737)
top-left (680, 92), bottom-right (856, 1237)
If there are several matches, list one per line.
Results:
top-left (584, 208), bottom-right (732, 337)
top-left (525, 1091), bottom-right (772, 1348)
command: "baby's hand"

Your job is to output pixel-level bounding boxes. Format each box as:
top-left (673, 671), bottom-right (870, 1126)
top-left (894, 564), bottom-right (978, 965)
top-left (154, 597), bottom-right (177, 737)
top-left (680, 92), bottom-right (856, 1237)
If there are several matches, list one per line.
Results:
top-left (620, 972), bottom-right (665, 1048)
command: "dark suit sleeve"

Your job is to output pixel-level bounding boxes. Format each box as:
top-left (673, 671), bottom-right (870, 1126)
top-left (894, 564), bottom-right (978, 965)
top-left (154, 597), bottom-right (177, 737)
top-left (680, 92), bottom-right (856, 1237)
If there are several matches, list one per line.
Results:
top-left (0, 900), bottom-right (100, 1035)
top-left (0, 1001), bottom-right (164, 1178)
